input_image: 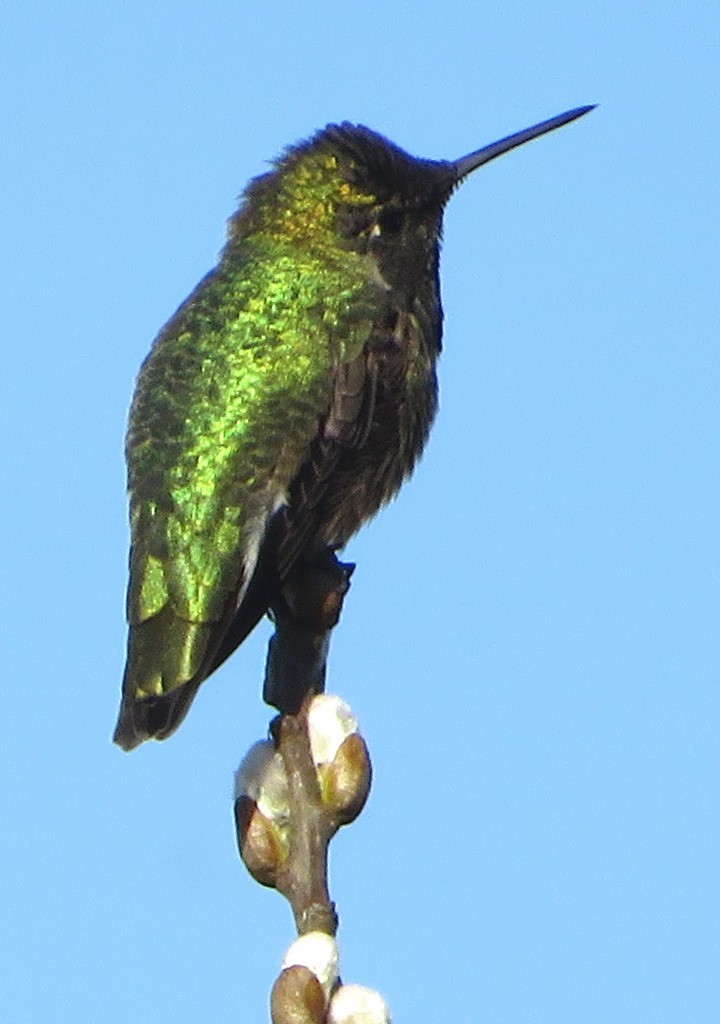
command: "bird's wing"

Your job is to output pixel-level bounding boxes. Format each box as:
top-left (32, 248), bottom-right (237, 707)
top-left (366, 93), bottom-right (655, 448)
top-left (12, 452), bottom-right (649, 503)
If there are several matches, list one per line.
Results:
top-left (114, 252), bottom-right (376, 750)
top-left (198, 344), bottom-right (380, 681)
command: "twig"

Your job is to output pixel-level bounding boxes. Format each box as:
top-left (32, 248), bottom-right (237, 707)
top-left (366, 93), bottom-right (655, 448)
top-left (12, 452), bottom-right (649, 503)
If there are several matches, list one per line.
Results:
top-left (273, 706), bottom-right (338, 935)
top-left (263, 546), bottom-right (355, 934)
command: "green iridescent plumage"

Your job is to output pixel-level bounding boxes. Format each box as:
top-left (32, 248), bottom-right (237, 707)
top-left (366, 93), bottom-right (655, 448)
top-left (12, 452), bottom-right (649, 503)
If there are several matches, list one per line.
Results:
top-left (119, 152), bottom-right (379, 734)
top-left (114, 107), bottom-right (593, 749)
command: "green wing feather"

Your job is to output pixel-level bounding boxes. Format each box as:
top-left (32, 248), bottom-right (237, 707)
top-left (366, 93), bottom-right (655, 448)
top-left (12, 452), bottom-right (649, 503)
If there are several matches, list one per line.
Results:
top-left (114, 239), bottom-right (375, 749)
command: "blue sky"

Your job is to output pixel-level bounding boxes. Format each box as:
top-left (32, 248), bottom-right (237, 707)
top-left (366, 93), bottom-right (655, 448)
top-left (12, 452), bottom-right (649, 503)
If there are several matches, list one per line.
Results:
top-left (3, 3), bottom-right (719, 1021)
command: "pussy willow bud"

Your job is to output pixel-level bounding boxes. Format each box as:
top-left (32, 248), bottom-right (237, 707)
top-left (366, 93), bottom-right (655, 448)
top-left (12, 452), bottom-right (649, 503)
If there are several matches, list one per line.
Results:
top-left (307, 696), bottom-right (371, 823)
top-left (235, 740), bottom-right (289, 822)
top-left (307, 695), bottom-right (359, 763)
top-left (327, 984), bottom-right (392, 1024)
top-left (282, 931), bottom-right (339, 1003)
top-left (234, 740), bottom-right (290, 886)
top-left (271, 965), bottom-right (326, 1024)
top-left (318, 733), bottom-right (372, 824)
top-left (234, 794), bottom-right (288, 887)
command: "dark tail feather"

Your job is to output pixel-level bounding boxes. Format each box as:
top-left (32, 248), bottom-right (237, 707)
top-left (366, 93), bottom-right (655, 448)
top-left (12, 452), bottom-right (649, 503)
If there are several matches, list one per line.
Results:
top-left (113, 509), bottom-right (319, 751)
top-left (113, 570), bottom-right (272, 751)
top-left (112, 678), bottom-right (204, 751)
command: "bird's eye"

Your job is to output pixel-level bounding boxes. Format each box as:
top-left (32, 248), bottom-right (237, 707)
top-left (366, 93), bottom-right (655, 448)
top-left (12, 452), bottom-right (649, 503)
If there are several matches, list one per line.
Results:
top-left (337, 206), bottom-right (375, 240)
top-left (375, 208), bottom-right (405, 236)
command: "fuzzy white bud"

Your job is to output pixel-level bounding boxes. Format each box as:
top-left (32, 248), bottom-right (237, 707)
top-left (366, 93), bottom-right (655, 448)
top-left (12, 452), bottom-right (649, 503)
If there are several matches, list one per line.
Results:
top-left (282, 931), bottom-right (339, 1000)
top-left (327, 984), bottom-right (391, 1024)
top-left (234, 740), bottom-right (289, 823)
top-left (307, 695), bottom-right (359, 764)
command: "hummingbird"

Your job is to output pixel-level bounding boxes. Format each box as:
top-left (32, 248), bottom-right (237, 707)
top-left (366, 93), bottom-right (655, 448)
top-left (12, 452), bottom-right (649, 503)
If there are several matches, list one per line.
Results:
top-left (113, 105), bottom-right (594, 750)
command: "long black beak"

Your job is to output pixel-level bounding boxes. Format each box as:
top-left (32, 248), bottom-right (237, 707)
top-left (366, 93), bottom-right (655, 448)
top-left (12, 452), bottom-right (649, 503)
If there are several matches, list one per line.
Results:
top-left (453, 105), bottom-right (595, 181)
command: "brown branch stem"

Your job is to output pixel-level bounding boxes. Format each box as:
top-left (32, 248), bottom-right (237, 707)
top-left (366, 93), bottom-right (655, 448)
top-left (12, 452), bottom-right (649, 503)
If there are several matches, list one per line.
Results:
top-left (274, 707), bottom-right (338, 936)
top-left (262, 545), bottom-right (355, 935)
